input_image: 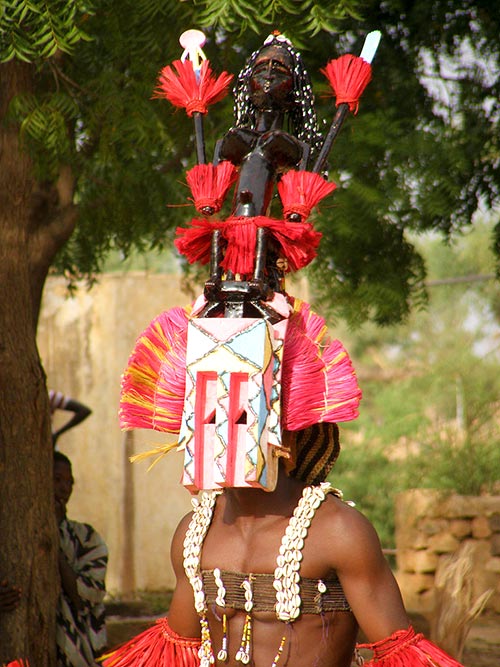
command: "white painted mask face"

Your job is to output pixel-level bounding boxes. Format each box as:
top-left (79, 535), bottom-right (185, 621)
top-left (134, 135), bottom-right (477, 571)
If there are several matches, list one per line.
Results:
top-left (179, 317), bottom-right (287, 492)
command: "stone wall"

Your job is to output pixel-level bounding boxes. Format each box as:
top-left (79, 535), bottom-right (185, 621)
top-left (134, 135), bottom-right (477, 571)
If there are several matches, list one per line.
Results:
top-left (395, 489), bottom-right (500, 615)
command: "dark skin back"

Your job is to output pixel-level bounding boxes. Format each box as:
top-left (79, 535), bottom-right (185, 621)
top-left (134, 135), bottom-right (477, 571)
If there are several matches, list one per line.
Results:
top-left (168, 467), bottom-right (409, 667)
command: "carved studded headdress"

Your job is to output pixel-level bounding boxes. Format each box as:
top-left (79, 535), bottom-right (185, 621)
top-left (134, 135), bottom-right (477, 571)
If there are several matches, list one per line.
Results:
top-left (120, 29), bottom-right (381, 492)
top-left (233, 33), bottom-right (324, 160)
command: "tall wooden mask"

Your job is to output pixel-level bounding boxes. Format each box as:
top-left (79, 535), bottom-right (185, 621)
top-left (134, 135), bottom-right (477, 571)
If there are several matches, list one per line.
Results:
top-left (179, 317), bottom-right (288, 491)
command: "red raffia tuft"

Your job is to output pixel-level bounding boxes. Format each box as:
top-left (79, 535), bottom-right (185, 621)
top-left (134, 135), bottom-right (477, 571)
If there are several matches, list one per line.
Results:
top-left (120, 307), bottom-right (190, 434)
top-left (220, 217), bottom-right (322, 275)
top-left (174, 218), bottom-right (214, 266)
top-left (153, 59), bottom-right (233, 116)
top-left (278, 170), bottom-right (336, 221)
top-left (281, 301), bottom-right (361, 431)
top-left (101, 617), bottom-right (201, 667)
top-left (186, 161), bottom-right (238, 215)
top-left (357, 626), bottom-right (465, 666)
top-left (219, 216), bottom-right (256, 275)
top-left (174, 216), bottom-right (322, 276)
top-left (4, 661), bottom-right (29, 667)
top-left (321, 54), bottom-right (372, 114)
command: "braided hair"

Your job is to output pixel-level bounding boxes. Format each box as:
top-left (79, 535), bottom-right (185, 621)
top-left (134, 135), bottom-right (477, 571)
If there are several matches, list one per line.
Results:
top-left (233, 33), bottom-right (324, 162)
top-left (285, 423), bottom-right (340, 486)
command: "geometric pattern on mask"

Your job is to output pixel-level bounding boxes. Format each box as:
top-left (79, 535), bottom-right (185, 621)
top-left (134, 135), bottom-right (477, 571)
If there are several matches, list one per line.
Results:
top-left (179, 317), bottom-right (287, 492)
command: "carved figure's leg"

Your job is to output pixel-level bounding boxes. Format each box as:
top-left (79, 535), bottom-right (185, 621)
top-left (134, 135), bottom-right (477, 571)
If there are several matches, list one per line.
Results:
top-left (253, 227), bottom-right (267, 282)
top-left (210, 229), bottom-right (223, 282)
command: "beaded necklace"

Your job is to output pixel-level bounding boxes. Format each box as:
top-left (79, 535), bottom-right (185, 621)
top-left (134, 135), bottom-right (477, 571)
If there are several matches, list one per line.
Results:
top-left (183, 482), bottom-right (335, 666)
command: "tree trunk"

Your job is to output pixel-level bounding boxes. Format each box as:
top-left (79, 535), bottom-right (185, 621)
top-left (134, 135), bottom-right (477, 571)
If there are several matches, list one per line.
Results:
top-left (0, 60), bottom-right (58, 666)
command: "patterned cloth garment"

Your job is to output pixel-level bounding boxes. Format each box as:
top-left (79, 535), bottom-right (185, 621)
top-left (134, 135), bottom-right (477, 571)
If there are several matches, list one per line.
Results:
top-left (56, 519), bottom-right (108, 667)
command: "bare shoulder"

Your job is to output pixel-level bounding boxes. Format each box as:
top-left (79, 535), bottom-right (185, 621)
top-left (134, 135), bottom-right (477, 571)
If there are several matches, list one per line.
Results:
top-left (168, 507), bottom-right (202, 637)
top-left (174, 509), bottom-right (195, 536)
top-left (170, 510), bottom-right (195, 571)
top-left (314, 493), bottom-right (385, 571)
top-left (316, 493), bottom-right (410, 640)
top-left (320, 491), bottom-right (380, 536)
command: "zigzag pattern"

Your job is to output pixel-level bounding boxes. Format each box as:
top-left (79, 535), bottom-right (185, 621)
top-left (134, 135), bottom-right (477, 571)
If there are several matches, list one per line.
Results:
top-left (57, 518), bottom-right (108, 664)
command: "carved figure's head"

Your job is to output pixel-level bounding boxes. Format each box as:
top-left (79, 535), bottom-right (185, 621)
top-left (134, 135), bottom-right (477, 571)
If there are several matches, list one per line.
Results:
top-left (234, 33), bottom-right (323, 158)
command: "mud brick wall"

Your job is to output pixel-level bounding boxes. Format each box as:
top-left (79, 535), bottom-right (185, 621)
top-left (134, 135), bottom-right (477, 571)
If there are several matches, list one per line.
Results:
top-left (394, 489), bottom-right (500, 614)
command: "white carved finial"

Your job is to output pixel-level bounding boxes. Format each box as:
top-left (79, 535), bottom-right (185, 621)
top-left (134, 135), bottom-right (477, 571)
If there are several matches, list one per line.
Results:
top-left (360, 30), bottom-right (381, 64)
top-left (179, 29), bottom-right (207, 71)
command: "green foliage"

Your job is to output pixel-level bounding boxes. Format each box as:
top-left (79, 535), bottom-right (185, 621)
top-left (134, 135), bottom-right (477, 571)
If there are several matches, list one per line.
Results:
top-left (9, 92), bottom-right (78, 178)
top-left (329, 431), bottom-right (401, 547)
top-left (100, 245), bottom-right (180, 274)
top-left (331, 220), bottom-right (500, 543)
top-left (309, 178), bottom-right (428, 325)
top-left (0, 0), bottom-right (92, 63)
top-left (2, 0), bottom-right (500, 324)
top-left (193, 0), bottom-right (362, 41)
top-left (404, 434), bottom-right (500, 496)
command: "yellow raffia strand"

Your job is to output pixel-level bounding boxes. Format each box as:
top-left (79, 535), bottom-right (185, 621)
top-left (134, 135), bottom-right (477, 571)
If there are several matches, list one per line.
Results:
top-left (121, 394), bottom-right (177, 412)
top-left (316, 326), bottom-right (328, 345)
top-left (129, 441), bottom-right (183, 470)
top-left (96, 649), bottom-right (117, 664)
top-left (326, 349), bottom-right (347, 368)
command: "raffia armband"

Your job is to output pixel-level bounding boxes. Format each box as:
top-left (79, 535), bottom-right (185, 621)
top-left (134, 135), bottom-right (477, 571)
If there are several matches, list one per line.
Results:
top-left (101, 616), bottom-right (201, 667)
top-left (357, 625), bottom-right (464, 666)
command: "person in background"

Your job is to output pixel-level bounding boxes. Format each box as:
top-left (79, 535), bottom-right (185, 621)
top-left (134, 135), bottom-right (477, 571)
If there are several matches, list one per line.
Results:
top-left (0, 580), bottom-right (21, 613)
top-left (54, 451), bottom-right (108, 666)
top-left (49, 390), bottom-right (92, 447)
top-left (0, 578), bottom-right (22, 663)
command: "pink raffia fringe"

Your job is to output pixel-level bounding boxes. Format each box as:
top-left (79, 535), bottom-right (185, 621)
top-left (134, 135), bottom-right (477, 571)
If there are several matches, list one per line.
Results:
top-left (357, 626), bottom-right (465, 666)
top-left (120, 299), bottom-right (361, 436)
top-left (120, 307), bottom-right (190, 433)
top-left (101, 617), bottom-right (200, 667)
top-left (281, 300), bottom-right (362, 430)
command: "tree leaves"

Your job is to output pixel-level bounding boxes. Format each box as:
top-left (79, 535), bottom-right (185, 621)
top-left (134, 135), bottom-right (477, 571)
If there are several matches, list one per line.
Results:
top-left (0, 0), bottom-right (92, 63)
top-left (193, 0), bottom-right (361, 41)
top-left (9, 91), bottom-right (78, 178)
top-left (1, 0), bottom-right (499, 326)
